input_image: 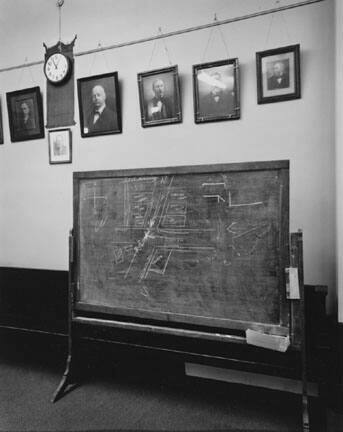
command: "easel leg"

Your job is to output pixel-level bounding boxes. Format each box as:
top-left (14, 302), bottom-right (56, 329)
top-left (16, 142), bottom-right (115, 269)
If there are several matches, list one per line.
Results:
top-left (51, 353), bottom-right (74, 403)
top-left (302, 393), bottom-right (310, 432)
top-left (51, 229), bottom-right (78, 403)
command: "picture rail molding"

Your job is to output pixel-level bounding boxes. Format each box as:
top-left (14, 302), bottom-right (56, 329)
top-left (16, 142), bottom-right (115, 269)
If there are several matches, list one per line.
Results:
top-left (0, 0), bottom-right (325, 74)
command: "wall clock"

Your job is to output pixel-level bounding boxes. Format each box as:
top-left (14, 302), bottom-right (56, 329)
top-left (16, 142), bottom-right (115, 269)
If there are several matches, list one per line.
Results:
top-left (44, 52), bottom-right (71, 85)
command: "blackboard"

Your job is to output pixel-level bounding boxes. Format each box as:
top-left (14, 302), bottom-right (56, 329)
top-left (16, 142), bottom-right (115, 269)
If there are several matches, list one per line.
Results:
top-left (74, 161), bottom-right (289, 335)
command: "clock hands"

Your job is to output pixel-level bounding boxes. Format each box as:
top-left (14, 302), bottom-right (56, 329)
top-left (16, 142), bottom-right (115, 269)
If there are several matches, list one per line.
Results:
top-left (52, 55), bottom-right (60, 69)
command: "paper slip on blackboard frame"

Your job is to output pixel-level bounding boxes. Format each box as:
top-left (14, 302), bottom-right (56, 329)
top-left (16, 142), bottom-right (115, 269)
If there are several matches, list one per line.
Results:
top-left (72, 160), bottom-right (290, 339)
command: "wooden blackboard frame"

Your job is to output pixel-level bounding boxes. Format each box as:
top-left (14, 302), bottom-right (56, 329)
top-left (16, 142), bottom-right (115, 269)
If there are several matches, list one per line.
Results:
top-left (72, 160), bottom-right (290, 338)
top-left (54, 163), bottom-right (316, 432)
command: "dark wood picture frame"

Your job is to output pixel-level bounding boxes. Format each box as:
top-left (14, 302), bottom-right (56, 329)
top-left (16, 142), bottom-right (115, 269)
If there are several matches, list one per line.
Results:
top-left (193, 58), bottom-right (240, 124)
top-left (137, 65), bottom-right (182, 128)
top-left (256, 44), bottom-right (301, 104)
top-left (6, 86), bottom-right (44, 142)
top-left (48, 128), bottom-right (72, 165)
top-left (77, 72), bottom-right (122, 138)
top-left (0, 99), bottom-right (3, 144)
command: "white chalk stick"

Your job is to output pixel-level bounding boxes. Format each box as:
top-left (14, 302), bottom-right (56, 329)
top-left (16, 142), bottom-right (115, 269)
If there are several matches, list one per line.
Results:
top-left (246, 329), bottom-right (290, 352)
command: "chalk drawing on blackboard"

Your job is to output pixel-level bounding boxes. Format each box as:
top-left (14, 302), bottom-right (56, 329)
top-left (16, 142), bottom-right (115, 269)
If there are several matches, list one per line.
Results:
top-left (226, 222), bottom-right (272, 257)
top-left (162, 215), bottom-right (186, 227)
top-left (166, 202), bottom-right (187, 214)
top-left (202, 180), bottom-right (226, 203)
top-left (80, 172), bottom-right (273, 297)
top-left (137, 245), bottom-right (217, 281)
top-left (101, 173), bottom-right (269, 282)
top-left (203, 194), bottom-right (226, 203)
top-left (146, 249), bottom-right (172, 275)
top-left (228, 191), bottom-right (263, 208)
top-left (201, 182), bottom-right (225, 187)
top-left (140, 285), bottom-right (150, 297)
top-left (82, 189), bottom-right (109, 232)
top-left (76, 162), bottom-right (289, 331)
top-left (113, 246), bottom-right (124, 264)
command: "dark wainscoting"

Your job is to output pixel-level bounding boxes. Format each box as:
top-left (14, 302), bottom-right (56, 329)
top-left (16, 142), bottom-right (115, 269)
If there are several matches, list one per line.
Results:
top-left (0, 265), bottom-right (339, 406)
top-left (0, 266), bottom-right (334, 347)
top-left (338, 322), bottom-right (343, 411)
top-left (0, 267), bottom-right (68, 334)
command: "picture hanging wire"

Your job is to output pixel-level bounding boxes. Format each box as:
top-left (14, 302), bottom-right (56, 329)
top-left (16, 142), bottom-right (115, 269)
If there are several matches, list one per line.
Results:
top-left (148, 27), bottom-right (173, 68)
top-left (201, 13), bottom-right (230, 63)
top-left (57, 0), bottom-right (64, 49)
top-left (88, 42), bottom-right (111, 75)
top-left (264, 0), bottom-right (291, 48)
top-left (0, 0), bottom-right (324, 74)
top-left (18, 57), bottom-right (36, 87)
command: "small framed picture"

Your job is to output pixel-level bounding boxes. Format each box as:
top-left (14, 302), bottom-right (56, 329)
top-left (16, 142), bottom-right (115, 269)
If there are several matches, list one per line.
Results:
top-left (193, 59), bottom-right (240, 124)
top-left (48, 128), bottom-right (72, 165)
top-left (0, 99), bottom-right (4, 144)
top-left (6, 86), bottom-right (44, 142)
top-left (77, 72), bottom-right (122, 138)
top-left (256, 44), bottom-right (301, 104)
top-left (137, 65), bottom-right (182, 128)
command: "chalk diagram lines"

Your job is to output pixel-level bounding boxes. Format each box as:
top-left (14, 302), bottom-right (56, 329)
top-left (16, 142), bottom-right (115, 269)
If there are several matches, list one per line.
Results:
top-left (202, 181), bottom-right (226, 203)
top-left (161, 185), bottom-right (188, 229)
top-left (201, 176), bottom-right (270, 257)
top-left (122, 176), bottom-right (173, 280)
top-left (226, 222), bottom-right (272, 257)
top-left (110, 174), bottom-right (270, 284)
top-left (138, 245), bottom-right (216, 282)
top-left (123, 177), bottom-right (158, 229)
top-left (82, 183), bottom-right (109, 232)
top-left (201, 178), bottom-right (264, 208)
top-left (113, 176), bottom-right (216, 283)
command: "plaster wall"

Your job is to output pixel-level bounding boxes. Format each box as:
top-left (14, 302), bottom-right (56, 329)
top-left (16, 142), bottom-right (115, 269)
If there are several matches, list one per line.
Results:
top-left (0, 0), bottom-right (336, 311)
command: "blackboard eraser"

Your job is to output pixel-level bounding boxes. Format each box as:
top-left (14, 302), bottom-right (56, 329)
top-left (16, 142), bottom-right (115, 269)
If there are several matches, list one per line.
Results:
top-left (246, 329), bottom-right (290, 352)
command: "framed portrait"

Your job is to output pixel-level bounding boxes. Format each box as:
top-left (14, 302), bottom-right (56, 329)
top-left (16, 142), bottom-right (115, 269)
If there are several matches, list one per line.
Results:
top-left (256, 44), bottom-right (301, 104)
top-left (6, 86), bottom-right (44, 142)
top-left (0, 99), bottom-right (3, 144)
top-left (137, 65), bottom-right (182, 128)
top-left (193, 59), bottom-right (240, 124)
top-left (77, 72), bottom-right (122, 138)
top-left (48, 128), bottom-right (72, 165)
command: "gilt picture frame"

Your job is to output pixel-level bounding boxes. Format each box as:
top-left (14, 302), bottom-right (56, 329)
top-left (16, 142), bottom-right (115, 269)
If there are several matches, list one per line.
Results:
top-left (137, 65), bottom-right (182, 128)
top-left (193, 58), bottom-right (240, 124)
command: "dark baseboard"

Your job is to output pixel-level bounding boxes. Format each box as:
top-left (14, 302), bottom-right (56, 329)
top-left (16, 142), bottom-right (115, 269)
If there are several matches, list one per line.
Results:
top-left (336, 322), bottom-right (343, 412)
top-left (0, 267), bottom-right (68, 334)
top-left (339, 322), bottom-right (343, 381)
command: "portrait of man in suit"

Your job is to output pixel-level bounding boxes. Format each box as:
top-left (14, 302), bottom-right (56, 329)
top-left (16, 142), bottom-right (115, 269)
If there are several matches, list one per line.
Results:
top-left (146, 78), bottom-right (175, 121)
top-left (78, 72), bottom-right (122, 137)
top-left (257, 45), bottom-right (300, 104)
top-left (138, 66), bottom-right (181, 127)
top-left (16, 99), bottom-right (36, 134)
top-left (86, 85), bottom-right (117, 133)
top-left (267, 59), bottom-right (290, 90)
top-left (198, 70), bottom-right (235, 118)
top-left (193, 59), bottom-right (239, 123)
top-left (6, 87), bottom-right (44, 142)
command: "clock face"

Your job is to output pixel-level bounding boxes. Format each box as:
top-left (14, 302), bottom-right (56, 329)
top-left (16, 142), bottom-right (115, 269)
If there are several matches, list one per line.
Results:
top-left (44, 53), bottom-right (70, 84)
